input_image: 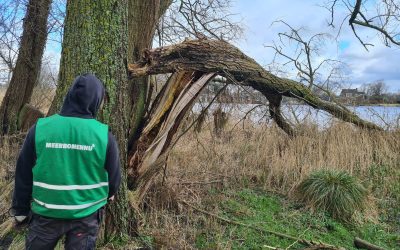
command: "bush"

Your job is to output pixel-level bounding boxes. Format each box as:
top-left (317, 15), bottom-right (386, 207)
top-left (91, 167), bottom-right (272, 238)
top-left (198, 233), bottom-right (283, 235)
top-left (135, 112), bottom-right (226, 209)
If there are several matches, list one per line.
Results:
top-left (295, 170), bottom-right (368, 222)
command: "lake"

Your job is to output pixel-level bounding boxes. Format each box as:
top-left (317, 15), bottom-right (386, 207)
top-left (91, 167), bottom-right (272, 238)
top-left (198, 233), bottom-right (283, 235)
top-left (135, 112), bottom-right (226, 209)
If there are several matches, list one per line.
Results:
top-left (192, 103), bottom-right (400, 129)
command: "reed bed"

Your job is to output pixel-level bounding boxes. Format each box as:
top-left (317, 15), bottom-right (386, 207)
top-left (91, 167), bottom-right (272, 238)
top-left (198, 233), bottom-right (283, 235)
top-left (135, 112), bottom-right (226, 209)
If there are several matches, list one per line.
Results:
top-left (0, 88), bottom-right (399, 248)
top-left (136, 120), bottom-right (399, 248)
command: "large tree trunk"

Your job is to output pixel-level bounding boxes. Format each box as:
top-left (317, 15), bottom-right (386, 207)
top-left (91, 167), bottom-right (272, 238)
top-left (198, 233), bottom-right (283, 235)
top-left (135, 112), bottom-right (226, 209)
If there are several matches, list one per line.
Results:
top-left (0, 0), bottom-right (52, 135)
top-left (47, 0), bottom-right (173, 239)
top-left (128, 39), bottom-right (381, 131)
top-left (48, 0), bottom-right (133, 239)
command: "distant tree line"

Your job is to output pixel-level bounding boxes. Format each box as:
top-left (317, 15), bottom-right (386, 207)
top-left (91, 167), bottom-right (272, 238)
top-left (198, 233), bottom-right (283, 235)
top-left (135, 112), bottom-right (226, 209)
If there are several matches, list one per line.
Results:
top-left (360, 81), bottom-right (400, 104)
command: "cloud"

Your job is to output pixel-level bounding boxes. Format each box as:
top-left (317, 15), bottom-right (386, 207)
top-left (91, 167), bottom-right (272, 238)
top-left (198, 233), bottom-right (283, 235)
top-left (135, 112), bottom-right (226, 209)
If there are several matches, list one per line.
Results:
top-left (231, 0), bottom-right (400, 92)
top-left (339, 37), bottom-right (400, 90)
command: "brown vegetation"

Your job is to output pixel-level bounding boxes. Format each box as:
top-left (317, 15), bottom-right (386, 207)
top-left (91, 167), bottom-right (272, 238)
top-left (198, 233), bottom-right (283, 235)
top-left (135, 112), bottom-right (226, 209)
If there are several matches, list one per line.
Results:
top-left (1, 109), bottom-right (399, 248)
top-left (132, 118), bottom-right (399, 248)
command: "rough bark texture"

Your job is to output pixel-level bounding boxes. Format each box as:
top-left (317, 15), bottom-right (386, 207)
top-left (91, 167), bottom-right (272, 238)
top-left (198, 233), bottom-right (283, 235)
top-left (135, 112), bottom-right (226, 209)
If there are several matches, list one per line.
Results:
top-left (127, 0), bottom-right (172, 151)
top-left (0, 0), bottom-right (51, 135)
top-left (263, 93), bottom-right (296, 137)
top-left (48, 0), bottom-right (133, 239)
top-left (128, 39), bottom-right (381, 131)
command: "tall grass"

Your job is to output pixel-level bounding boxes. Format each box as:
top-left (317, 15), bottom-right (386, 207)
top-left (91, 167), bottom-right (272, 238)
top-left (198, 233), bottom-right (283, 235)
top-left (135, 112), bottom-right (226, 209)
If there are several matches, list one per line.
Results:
top-left (168, 121), bottom-right (399, 197)
top-left (295, 170), bottom-right (368, 221)
top-left (134, 120), bottom-right (399, 248)
top-left (1, 90), bottom-right (399, 248)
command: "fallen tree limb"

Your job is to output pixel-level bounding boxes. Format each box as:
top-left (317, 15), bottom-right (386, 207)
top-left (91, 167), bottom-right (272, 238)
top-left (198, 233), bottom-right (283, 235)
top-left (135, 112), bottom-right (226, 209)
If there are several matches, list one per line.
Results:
top-left (179, 199), bottom-right (343, 250)
top-left (354, 237), bottom-right (385, 250)
top-left (128, 39), bottom-right (381, 131)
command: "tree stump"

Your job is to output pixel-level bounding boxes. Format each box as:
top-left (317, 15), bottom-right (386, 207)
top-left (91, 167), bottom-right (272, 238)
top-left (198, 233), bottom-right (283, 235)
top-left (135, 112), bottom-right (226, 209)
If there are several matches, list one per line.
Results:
top-left (213, 107), bottom-right (228, 137)
top-left (17, 104), bottom-right (44, 131)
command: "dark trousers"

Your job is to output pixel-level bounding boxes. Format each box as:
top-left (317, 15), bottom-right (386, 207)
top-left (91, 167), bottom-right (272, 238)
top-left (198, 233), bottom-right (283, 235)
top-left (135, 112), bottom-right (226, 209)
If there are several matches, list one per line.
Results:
top-left (25, 209), bottom-right (103, 250)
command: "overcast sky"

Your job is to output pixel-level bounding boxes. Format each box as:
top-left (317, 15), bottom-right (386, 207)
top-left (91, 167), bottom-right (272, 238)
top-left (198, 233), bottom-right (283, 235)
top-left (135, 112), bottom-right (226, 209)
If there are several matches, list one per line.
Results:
top-left (42, 0), bottom-right (400, 93)
top-left (229, 0), bottom-right (400, 92)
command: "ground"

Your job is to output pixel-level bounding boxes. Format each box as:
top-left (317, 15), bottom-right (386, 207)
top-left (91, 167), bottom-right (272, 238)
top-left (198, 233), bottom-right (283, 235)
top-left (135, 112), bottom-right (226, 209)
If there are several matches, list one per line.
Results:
top-left (0, 94), bottom-right (399, 249)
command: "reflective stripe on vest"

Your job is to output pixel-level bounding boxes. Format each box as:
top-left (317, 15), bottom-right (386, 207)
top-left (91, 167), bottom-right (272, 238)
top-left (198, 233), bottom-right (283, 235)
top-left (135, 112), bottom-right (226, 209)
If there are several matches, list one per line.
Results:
top-left (33, 198), bottom-right (107, 210)
top-left (33, 181), bottom-right (108, 190)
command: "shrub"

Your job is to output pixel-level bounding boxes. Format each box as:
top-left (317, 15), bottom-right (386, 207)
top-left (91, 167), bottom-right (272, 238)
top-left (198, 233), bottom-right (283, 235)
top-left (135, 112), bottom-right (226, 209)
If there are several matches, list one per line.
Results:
top-left (295, 170), bottom-right (368, 222)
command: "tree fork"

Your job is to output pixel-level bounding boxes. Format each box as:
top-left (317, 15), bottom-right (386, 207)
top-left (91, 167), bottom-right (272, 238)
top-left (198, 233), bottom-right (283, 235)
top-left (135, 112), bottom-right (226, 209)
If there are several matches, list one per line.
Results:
top-left (128, 39), bottom-right (381, 131)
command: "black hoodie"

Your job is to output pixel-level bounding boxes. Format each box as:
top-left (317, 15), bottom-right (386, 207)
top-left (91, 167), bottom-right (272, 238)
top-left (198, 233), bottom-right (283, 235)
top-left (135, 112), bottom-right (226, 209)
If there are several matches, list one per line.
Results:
top-left (12, 73), bottom-right (121, 216)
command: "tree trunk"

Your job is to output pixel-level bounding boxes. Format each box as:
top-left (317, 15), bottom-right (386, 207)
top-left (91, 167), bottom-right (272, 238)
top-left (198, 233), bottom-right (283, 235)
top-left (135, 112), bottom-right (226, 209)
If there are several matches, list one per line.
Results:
top-left (127, 0), bottom-right (172, 151)
top-left (0, 0), bottom-right (52, 135)
top-left (47, 0), bottom-right (174, 239)
top-left (48, 0), bottom-right (133, 239)
top-left (128, 39), bottom-right (382, 131)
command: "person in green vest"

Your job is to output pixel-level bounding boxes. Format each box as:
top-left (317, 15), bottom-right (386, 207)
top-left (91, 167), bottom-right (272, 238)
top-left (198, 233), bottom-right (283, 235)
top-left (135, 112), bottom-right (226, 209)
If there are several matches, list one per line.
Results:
top-left (10, 73), bottom-right (121, 249)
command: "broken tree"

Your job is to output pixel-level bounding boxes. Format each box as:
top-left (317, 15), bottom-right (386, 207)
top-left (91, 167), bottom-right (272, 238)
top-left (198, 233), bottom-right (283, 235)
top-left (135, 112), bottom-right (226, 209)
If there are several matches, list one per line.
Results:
top-left (126, 39), bottom-right (381, 201)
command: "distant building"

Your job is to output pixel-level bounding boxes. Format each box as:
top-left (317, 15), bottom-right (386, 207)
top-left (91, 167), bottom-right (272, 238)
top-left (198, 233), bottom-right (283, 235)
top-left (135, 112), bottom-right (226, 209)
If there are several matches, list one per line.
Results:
top-left (340, 88), bottom-right (366, 99)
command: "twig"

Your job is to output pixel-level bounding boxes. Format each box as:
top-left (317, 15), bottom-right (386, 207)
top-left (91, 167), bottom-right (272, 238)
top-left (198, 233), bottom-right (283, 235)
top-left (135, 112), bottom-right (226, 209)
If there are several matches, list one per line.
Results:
top-left (170, 82), bottom-right (229, 149)
top-left (179, 199), bottom-right (342, 249)
top-left (286, 227), bottom-right (310, 250)
top-left (264, 245), bottom-right (283, 250)
top-left (173, 180), bottom-right (223, 185)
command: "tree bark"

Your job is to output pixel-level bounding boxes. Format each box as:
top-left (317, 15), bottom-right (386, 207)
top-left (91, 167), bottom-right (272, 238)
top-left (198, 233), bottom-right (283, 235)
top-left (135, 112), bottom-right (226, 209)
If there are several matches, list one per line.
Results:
top-left (47, 0), bottom-right (133, 239)
top-left (128, 39), bottom-right (382, 131)
top-left (0, 0), bottom-right (52, 135)
top-left (264, 93), bottom-right (296, 137)
top-left (127, 0), bottom-right (172, 152)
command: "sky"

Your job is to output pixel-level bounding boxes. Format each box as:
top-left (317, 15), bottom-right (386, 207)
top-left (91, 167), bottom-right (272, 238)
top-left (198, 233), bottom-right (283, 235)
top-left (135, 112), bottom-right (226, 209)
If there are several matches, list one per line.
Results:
top-left (229, 0), bottom-right (400, 93)
top-left (40, 0), bottom-right (400, 93)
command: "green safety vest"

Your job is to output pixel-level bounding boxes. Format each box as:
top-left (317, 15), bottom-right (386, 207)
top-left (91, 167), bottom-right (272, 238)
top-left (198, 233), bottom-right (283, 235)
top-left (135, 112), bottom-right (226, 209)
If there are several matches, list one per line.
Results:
top-left (32, 114), bottom-right (109, 219)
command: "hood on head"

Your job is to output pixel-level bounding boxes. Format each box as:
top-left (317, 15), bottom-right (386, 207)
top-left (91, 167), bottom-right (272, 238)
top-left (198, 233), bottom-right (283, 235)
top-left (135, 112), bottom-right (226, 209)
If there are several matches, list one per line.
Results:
top-left (60, 73), bottom-right (105, 118)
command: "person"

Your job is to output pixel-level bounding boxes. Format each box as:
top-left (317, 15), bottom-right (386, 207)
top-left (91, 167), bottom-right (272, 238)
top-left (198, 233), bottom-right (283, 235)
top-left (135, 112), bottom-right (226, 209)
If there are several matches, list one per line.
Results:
top-left (10, 73), bottom-right (121, 249)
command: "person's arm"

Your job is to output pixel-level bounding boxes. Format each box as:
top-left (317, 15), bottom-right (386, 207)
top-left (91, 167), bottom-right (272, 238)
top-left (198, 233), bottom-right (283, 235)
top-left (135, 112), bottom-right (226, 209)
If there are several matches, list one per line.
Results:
top-left (11, 125), bottom-right (36, 217)
top-left (105, 131), bottom-right (121, 199)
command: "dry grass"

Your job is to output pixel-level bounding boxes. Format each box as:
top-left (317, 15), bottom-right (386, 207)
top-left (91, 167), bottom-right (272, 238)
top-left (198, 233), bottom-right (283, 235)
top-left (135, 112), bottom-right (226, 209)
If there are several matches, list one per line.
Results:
top-left (0, 88), bottom-right (5, 102)
top-left (0, 87), bottom-right (399, 248)
top-left (137, 120), bottom-right (400, 248)
top-left (0, 85), bottom-right (54, 114)
top-left (167, 121), bottom-right (399, 195)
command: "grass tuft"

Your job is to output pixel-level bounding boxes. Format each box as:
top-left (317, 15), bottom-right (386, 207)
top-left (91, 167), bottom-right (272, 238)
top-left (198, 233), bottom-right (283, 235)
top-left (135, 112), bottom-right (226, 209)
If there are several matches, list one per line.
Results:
top-left (295, 170), bottom-right (368, 222)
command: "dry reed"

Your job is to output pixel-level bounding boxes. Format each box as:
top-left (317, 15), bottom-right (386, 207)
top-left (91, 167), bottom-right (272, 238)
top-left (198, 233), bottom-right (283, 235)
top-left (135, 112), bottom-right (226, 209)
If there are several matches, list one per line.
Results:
top-left (1, 87), bottom-right (399, 248)
top-left (137, 119), bottom-right (399, 248)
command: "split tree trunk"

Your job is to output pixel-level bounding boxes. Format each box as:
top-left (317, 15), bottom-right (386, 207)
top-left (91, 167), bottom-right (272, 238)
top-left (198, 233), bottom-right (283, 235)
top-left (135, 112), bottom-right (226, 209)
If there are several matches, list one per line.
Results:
top-left (128, 39), bottom-right (381, 131)
top-left (0, 0), bottom-right (52, 135)
top-left (127, 0), bottom-right (172, 150)
top-left (47, 0), bottom-right (133, 239)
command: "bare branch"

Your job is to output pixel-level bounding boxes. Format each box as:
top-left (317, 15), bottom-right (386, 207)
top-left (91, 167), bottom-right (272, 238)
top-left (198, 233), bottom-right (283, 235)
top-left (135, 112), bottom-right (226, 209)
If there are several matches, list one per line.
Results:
top-left (325, 0), bottom-right (400, 48)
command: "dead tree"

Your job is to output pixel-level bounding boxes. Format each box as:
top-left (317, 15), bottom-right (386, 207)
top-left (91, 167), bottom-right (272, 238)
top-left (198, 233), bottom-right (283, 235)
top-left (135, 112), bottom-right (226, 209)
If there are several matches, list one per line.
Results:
top-left (127, 39), bottom-right (381, 200)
